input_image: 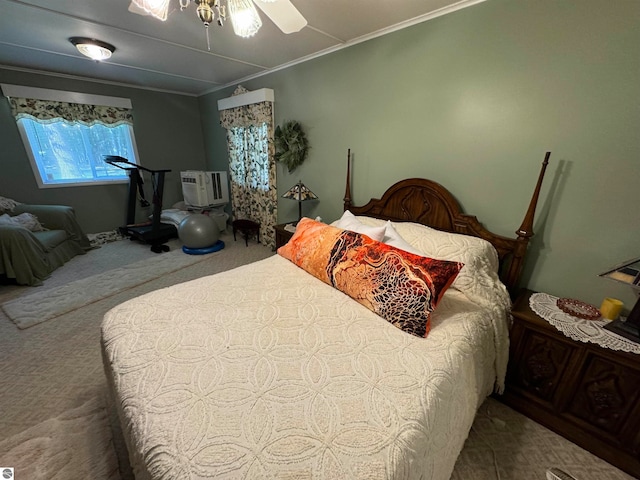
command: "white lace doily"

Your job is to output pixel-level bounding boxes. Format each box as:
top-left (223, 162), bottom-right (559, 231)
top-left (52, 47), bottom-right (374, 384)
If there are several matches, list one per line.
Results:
top-left (529, 292), bottom-right (640, 354)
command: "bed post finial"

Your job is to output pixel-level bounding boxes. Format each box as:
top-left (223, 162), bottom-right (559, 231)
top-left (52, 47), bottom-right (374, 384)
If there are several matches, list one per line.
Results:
top-left (343, 149), bottom-right (352, 211)
top-left (516, 151), bottom-right (550, 239)
top-left (505, 152), bottom-right (550, 295)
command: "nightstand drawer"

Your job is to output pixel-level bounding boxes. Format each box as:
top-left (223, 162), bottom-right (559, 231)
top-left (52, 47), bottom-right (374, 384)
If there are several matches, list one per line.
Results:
top-left (500, 289), bottom-right (640, 478)
top-left (565, 352), bottom-right (640, 437)
top-left (274, 223), bottom-right (295, 250)
top-left (508, 324), bottom-right (578, 403)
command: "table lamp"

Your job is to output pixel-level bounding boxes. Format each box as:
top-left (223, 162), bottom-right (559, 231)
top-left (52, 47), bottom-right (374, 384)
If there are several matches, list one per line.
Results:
top-left (599, 256), bottom-right (640, 343)
top-left (282, 181), bottom-right (318, 222)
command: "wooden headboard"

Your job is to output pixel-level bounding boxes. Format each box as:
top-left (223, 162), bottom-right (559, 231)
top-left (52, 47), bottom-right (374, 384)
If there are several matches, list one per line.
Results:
top-left (343, 151), bottom-right (550, 295)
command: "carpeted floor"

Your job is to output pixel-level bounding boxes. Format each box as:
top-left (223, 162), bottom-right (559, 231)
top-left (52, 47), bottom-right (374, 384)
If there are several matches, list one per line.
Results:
top-left (451, 398), bottom-right (635, 480)
top-left (2, 240), bottom-right (215, 329)
top-left (0, 398), bottom-right (120, 479)
top-left (0, 231), bottom-right (634, 480)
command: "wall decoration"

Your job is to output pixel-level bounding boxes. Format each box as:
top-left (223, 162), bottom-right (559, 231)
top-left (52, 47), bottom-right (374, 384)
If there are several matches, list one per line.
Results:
top-left (274, 121), bottom-right (309, 173)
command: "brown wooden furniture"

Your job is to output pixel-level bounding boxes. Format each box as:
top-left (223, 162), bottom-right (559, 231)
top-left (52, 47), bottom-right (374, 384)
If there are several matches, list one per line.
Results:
top-left (274, 223), bottom-right (295, 250)
top-left (343, 150), bottom-right (551, 294)
top-left (232, 219), bottom-right (260, 246)
top-left (501, 289), bottom-right (640, 478)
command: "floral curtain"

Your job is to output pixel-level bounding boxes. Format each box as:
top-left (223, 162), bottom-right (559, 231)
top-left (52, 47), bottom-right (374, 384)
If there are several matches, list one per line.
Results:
top-left (220, 85), bottom-right (276, 249)
top-left (8, 97), bottom-right (133, 126)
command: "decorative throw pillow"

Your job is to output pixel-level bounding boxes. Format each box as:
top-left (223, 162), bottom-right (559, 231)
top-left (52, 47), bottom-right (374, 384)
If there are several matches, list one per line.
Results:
top-left (0, 196), bottom-right (21, 214)
top-left (330, 210), bottom-right (386, 242)
top-left (278, 218), bottom-right (463, 338)
top-left (387, 220), bottom-right (510, 312)
top-left (0, 213), bottom-right (46, 232)
top-left (353, 215), bottom-right (511, 313)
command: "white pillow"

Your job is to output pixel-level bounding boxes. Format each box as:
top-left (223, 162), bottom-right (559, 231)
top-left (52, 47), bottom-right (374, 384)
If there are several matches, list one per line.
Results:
top-left (382, 222), bottom-right (425, 256)
top-left (391, 221), bottom-right (509, 308)
top-left (390, 221), bottom-right (499, 271)
top-left (330, 210), bottom-right (386, 242)
top-left (355, 215), bottom-right (510, 313)
top-left (0, 212), bottom-right (46, 232)
top-left (330, 214), bottom-right (424, 255)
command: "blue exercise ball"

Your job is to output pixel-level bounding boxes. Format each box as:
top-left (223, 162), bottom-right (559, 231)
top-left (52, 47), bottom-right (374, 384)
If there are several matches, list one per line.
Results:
top-left (178, 214), bottom-right (220, 249)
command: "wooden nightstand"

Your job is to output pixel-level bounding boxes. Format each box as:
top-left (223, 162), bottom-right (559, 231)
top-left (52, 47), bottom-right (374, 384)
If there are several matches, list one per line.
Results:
top-left (500, 289), bottom-right (640, 478)
top-left (274, 223), bottom-right (295, 250)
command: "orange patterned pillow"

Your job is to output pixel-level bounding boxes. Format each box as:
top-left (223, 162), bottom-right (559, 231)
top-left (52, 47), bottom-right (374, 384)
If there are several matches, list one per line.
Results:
top-left (278, 218), bottom-right (463, 337)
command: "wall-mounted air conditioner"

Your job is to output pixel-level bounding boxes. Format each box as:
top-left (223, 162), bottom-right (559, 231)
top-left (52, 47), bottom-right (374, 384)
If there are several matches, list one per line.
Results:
top-left (180, 171), bottom-right (229, 208)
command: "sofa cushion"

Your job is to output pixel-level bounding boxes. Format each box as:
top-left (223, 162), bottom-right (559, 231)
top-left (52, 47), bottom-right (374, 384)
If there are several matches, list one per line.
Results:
top-left (33, 230), bottom-right (68, 251)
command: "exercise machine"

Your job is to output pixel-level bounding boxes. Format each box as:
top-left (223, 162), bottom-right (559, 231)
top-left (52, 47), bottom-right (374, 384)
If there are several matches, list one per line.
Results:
top-left (104, 155), bottom-right (177, 253)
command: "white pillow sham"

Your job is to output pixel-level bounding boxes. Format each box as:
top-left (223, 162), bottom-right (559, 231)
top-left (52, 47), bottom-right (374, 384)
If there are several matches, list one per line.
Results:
top-left (330, 210), bottom-right (386, 242)
top-left (390, 221), bottom-right (499, 272)
top-left (354, 215), bottom-right (510, 313)
top-left (331, 213), bottom-right (421, 254)
top-left (380, 222), bottom-right (424, 256)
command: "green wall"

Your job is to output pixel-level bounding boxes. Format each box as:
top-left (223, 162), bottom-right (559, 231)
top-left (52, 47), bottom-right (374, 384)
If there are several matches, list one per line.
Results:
top-left (0, 68), bottom-right (207, 233)
top-left (199, 0), bottom-right (640, 308)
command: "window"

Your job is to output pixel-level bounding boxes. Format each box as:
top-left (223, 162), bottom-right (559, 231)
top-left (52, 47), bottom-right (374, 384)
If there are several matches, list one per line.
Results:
top-left (2, 84), bottom-right (139, 188)
top-left (218, 85), bottom-right (276, 248)
top-left (18, 118), bottom-right (138, 187)
top-left (227, 123), bottom-right (270, 190)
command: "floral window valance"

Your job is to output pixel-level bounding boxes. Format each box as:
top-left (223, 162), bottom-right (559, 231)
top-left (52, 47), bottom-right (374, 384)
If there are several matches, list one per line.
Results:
top-left (8, 97), bottom-right (133, 127)
top-left (219, 85), bottom-right (272, 129)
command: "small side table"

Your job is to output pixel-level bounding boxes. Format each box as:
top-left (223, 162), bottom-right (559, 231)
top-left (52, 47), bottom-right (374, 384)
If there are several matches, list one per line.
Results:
top-left (499, 289), bottom-right (640, 478)
top-left (232, 219), bottom-right (260, 246)
top-left (274, 223), bottom-right (295, 250)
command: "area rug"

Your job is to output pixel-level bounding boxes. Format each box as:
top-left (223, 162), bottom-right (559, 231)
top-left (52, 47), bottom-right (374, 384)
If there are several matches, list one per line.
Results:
top-left (0, 398), bottom-right (120, 480)
top-left (2, 245), bottom-right (215, 329)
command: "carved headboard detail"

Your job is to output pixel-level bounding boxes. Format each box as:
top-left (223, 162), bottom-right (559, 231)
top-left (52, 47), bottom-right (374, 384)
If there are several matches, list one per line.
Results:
top-left (342, 150), bottom-right (550, 295)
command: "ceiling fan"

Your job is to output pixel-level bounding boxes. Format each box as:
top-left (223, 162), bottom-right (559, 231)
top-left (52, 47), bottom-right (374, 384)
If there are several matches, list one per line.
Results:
top-left (129, 0), bottom-right (307, 48)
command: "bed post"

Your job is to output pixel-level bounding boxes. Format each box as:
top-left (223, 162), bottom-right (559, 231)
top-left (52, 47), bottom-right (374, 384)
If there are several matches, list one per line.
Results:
top-left (505, 152), bottom-right (551, 294)
top-left (343, 148), bottom-right (352, 211)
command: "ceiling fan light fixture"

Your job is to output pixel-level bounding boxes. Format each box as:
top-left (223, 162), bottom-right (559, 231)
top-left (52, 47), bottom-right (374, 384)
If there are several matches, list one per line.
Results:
top-left (69, 37), bottom-right (116, 61)
top-left (130, 0), bottom-right (171, 21)
top-left (228, 0), bottom-right (262, 38)
top-left (127, 0), bottom-right (305, 44)
top-left (196, 0), bottom-right (215, 25)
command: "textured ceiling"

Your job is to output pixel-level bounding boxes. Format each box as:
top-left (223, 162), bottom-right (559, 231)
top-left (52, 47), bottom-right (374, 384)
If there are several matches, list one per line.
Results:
top-left (0, 0), bottom-right (485, 96)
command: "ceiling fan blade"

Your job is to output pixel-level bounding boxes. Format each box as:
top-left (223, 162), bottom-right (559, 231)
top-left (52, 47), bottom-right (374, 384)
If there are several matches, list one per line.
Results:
top-left (128, 0), bottom-right (170, 21)
top-left (253, 0), bottom-right (307, 34)
top-left (128, 2), bottom-right (150, 16)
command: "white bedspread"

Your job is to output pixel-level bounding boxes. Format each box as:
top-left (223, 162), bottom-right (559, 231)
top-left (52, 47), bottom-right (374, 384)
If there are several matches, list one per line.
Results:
top-left (101, 255), bottom-right (509, 480)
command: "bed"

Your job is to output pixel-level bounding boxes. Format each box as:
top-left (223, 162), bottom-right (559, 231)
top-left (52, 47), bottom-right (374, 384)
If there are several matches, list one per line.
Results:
top-left (101, 154), bottom-right (549, 480)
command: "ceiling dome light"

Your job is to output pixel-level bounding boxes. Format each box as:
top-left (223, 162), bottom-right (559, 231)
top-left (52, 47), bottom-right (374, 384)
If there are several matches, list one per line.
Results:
top-left (69, 37), bottom-right (116, 61)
